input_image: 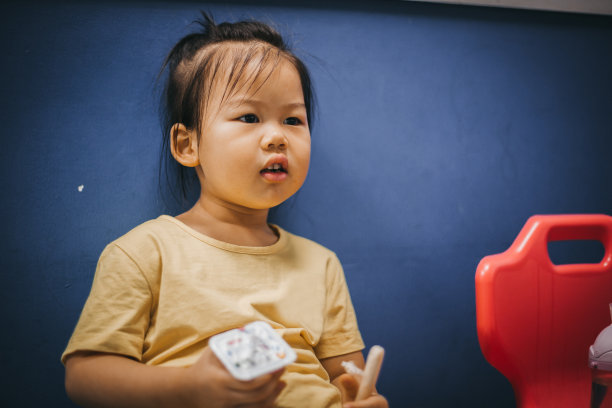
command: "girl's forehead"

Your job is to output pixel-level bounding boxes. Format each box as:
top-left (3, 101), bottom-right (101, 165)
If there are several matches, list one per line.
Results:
top-left (205, 43), bottom-right (298, 103)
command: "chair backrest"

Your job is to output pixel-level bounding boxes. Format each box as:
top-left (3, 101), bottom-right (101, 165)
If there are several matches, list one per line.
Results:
top-left (475, 214), bottom-right (612, 407)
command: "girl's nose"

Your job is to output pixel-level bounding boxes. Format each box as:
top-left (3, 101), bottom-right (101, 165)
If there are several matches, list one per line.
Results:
top-left (261, 125), bottom-right (288, 151)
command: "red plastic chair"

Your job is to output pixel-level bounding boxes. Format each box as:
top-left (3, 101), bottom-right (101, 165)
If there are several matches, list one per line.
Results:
top-left (475, 214), bottom-right (612, 407)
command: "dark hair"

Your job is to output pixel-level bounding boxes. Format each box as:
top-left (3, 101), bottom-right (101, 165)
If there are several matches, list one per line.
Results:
top-left (158, 12), bottom-right (315, 209)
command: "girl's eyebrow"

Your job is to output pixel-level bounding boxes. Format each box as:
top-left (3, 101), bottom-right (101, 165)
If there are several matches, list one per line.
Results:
top-left (227, 97), bottom-right (305, 109)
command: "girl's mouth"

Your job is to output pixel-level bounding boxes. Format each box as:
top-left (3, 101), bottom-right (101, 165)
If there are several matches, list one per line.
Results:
top-left (260, 156), bottom-right (289, 182)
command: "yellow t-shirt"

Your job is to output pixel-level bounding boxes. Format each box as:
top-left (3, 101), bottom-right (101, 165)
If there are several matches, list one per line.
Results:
top-left (62, 215), bottom-right (364, 407)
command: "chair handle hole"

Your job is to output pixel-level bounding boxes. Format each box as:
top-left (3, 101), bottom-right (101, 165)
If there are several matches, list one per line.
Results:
top-left (547, 240), bottom-right (605, 266)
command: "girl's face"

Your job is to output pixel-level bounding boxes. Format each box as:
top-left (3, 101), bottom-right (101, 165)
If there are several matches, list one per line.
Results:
top-left (196, 59), bottom-right (311, 211)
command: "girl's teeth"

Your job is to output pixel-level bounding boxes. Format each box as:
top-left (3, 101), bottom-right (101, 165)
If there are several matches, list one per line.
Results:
top-left (262, 163), bottom-right (285, 173)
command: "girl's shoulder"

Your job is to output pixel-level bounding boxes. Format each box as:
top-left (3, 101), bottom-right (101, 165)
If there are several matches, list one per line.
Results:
top-left (94, 216), bottom-right (181, 290)
top-left (101, 215), bottom-right (197, 269)
top-left (111, 215), bottom-right (185, 248)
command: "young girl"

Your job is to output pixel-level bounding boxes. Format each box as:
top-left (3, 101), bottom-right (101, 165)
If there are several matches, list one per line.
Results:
top-left (62, 13), bottom-right (387, 408)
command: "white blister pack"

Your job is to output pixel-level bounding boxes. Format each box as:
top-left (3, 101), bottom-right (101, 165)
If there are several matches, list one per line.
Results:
top-left (209, 321), bottom-right (296, 381)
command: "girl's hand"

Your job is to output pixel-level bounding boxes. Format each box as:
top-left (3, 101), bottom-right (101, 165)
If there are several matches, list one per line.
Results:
top-left (334, 373), bottom-right (388, 408)
top-left (182, 346), bottom-right (286, 408)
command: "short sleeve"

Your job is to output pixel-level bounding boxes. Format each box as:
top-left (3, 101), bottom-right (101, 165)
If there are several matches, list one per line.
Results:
top-left (61, 243), bottom-right (153, 364)
top-left (314, 253), bottom-right (365, 359)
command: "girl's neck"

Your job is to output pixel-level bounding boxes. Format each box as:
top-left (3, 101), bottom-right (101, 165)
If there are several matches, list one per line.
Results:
top-left (175, 197), bottom-right (279, 247)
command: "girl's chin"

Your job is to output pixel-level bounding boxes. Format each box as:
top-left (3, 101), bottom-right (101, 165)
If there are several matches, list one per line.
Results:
top-left (230, 184), bottom-right (303, 210)
top-left (250, 194), bottom-right (298, 210)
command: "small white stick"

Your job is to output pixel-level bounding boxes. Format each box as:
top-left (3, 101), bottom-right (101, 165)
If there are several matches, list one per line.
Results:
top-left (355, 345), bottom-right (385, 401)
top-left (341, 360), bottom-right (363, 377)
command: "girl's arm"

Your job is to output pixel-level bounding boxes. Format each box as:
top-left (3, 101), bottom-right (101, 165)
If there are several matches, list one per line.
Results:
top-left (321, 351), bottom-right (388, 408)
top-left (65, 347), bottom-right (285, 408)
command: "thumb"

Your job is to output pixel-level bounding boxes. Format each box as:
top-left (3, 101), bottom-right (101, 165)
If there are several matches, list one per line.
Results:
top-left (335, 373), bottom-right (360, 403)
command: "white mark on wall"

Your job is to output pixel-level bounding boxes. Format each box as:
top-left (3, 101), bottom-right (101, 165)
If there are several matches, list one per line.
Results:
top-left (78, 185), bottom-right (84, 192)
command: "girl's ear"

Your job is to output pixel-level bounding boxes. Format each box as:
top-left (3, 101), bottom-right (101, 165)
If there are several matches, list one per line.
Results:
top-left (170, 123), bottom-right (200, 167)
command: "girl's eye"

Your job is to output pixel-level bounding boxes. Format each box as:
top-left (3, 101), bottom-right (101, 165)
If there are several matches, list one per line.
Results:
top-left (238, 114), bottom-right (259, 123)
top-left (283, 117), bottom-right (302, 126)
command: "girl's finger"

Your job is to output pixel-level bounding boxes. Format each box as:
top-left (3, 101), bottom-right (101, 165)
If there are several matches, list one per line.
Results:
top-left (234, 380), bottom-right (286, 408)
top-left (335, 373), bottom-right (360, 402)
top-left (228, 375), bottom-right (285, 404)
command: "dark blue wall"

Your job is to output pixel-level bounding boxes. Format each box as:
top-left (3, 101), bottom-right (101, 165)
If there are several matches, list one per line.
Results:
top-left (2, 1), bottom-right (611, 406)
